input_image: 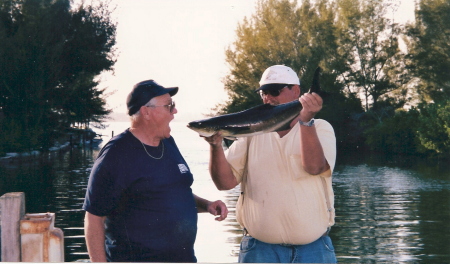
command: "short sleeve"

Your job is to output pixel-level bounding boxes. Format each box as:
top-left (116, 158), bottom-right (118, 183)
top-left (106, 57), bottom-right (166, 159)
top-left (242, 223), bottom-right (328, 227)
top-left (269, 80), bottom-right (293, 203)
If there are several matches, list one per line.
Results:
top-left (83, 144), bottom-right (122, 216)
top-left (225, 137), bottom-right (250, 183)
top-left (315, 119), bottom-right (336, 173)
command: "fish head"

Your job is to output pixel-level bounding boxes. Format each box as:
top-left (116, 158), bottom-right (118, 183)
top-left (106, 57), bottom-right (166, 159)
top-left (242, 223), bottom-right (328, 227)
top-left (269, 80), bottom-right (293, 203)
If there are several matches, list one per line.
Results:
top-left (187, 120), bottom-right (217, 137)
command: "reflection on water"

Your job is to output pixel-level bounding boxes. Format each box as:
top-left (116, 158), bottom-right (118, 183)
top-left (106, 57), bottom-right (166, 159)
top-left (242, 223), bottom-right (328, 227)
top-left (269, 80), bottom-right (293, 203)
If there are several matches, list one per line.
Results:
top-left (332, 154), bottom-right (450, 263)
top-left (0, 147), bottom-right (98, 261)
top-left (1, 121), bottom-right (449, 263)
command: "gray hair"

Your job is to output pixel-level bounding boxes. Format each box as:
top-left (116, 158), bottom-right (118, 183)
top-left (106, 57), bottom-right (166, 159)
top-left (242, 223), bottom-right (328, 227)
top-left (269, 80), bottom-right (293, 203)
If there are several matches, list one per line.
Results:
top-left (129, 97), bottom-right (157, 122)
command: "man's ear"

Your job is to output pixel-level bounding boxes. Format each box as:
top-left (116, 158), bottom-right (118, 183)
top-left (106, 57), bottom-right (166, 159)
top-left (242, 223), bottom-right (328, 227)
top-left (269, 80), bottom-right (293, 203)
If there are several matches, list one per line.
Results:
top-left (293, 85), bottom-right (301, 96)
top-left (140, 106), bottom-right (151, 119)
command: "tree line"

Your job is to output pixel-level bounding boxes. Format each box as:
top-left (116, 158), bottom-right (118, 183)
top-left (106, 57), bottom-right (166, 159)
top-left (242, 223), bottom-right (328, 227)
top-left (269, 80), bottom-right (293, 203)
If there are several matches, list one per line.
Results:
top-left (0, 0), bottom-right (116, 154)
top-left (217, 0), bottom-right (450, 159)
top-left (1, 0), bottom-right (449, 159)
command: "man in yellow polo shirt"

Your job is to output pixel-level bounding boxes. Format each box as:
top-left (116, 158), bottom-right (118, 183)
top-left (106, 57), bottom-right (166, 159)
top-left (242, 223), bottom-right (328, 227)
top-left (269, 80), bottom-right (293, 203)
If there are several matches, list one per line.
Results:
top-left (203, 65), bottom-right (337, 263)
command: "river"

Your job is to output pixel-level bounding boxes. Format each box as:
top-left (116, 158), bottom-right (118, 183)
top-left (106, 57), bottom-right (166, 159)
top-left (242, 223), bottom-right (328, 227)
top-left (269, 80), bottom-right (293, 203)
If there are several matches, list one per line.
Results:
top-left (1, 121), bottom-right (449, 263)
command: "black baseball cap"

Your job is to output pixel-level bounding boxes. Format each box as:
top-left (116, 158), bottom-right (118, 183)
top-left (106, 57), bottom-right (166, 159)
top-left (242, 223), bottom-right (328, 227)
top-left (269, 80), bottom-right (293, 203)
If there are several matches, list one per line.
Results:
top-left (126, 80), bottom-right (178, 116)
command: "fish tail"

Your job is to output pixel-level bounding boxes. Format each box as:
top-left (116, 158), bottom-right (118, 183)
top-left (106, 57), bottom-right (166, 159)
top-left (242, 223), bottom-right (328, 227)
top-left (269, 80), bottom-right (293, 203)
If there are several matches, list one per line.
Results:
top-left (309, 67), bottom-right (322, 94)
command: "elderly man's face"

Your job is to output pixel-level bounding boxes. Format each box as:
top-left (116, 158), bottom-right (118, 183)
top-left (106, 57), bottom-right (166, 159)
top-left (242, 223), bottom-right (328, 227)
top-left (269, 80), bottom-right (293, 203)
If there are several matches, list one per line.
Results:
top-left (143, 93), bottom-right (177, 139)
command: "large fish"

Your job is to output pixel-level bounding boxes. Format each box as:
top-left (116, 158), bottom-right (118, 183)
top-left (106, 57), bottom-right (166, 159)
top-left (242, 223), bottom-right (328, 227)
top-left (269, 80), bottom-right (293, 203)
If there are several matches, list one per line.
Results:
top-left (187, 67), bottom-right (322, 140)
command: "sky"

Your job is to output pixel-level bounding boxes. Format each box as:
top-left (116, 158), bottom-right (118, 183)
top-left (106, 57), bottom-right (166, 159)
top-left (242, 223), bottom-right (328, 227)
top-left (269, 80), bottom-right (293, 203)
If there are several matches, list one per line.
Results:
top-left (99, 0), bottom-right (416, 122)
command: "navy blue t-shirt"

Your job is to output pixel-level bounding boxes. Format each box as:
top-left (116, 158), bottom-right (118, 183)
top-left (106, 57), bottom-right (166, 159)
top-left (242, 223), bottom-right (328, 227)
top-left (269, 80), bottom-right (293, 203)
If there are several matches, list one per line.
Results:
top-left (83, 129), bottom-right (198, 262)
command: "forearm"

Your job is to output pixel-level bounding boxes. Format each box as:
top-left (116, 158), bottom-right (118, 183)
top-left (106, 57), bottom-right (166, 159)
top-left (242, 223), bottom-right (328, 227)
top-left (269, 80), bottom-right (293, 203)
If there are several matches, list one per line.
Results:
top-left (194, 194), bottom-right (229, 221)
top-left (209, 144), bottom-right (238, 190)
top-left (84, 212), bottom-right (107, 262)
top-left (296, 92), bottom-right (330, 174)
top-left (194, 194), bottom-right (210, 213)
top-left (300, 125), bottom-right (329, 175)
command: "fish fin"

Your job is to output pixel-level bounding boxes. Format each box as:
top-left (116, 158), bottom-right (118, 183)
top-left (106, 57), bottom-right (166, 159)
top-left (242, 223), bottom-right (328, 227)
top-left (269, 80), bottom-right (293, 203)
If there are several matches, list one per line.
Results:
top-left (223, 138), bottom-right (235, 148)
top-left (309, 67), bottom-right (322, 95)
top-left (305, 66), bottom-right (329, 99)
top-left (224, 136), bottom-right (238, 141)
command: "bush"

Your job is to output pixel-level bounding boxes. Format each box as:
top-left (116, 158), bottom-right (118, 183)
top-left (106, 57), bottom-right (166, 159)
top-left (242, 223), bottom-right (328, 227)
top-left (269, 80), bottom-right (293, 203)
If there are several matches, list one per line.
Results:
top-left (364, 109), bottom-right (422, 154)
top-left (416, 101), bottom-right (450, 155)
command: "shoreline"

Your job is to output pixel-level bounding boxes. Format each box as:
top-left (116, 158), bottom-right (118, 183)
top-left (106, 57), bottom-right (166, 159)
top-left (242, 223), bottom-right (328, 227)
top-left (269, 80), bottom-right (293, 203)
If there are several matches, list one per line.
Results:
top-left (0, 128), bottom-right (102, 166)
top-left (0, 142), bottom-right (71, 164)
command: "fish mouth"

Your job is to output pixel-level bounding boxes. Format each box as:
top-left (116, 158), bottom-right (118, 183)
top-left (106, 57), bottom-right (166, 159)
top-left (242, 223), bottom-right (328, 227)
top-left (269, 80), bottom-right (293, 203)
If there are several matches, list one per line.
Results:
top-left (186, 122), bottom-right (215, 137)
top-left (186, 121), bottom-right (198, 127)
top-left (186, 122), bottom-right (201, 130)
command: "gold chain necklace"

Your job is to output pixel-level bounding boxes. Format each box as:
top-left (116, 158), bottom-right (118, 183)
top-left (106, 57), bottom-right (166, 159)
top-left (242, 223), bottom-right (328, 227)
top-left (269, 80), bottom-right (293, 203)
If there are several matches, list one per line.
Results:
top-left (140, 140), bottom-right (164, 159)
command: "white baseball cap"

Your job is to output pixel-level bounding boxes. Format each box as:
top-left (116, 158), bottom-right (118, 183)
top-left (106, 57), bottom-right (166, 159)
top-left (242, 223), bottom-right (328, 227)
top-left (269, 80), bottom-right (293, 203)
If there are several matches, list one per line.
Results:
top-left (256, 65), bottom-right (300, 92)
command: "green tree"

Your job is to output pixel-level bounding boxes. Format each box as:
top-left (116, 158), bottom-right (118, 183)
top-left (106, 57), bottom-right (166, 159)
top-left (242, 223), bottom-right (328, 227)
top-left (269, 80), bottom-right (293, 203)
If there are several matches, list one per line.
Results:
top-left (415, 101), bottom-right (450, 155)
top-left (335, 0), bottom-right (408, 112)
top-left (403, 0), bottom-right (450, 158)
top-left (219, 0), bottom-right (351, 112)
top-left (0, 0), bottom-right (116, 151)
top-left (61, 76), bottom-right (110, 127)
top-left (405, 0), bottom-right (450, 103)
top-left (218, 0), bottom-right (363, 150)
top-left (219, 0), bottom-right (302, 114)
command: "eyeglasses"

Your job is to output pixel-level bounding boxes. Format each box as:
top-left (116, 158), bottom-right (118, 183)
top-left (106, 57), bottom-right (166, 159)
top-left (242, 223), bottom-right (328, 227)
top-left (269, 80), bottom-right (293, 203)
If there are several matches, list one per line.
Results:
top-left (146, 101), bottom-right (176, 113)
top-left (259, 86), bottom-right (288, 98)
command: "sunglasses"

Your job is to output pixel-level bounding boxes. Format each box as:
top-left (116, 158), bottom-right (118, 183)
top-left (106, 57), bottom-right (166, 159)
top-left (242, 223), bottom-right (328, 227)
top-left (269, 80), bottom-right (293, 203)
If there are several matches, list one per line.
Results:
top-left (146, 101), bottom-right (176, 113)
top-left (259, 86), bottom-right (290, 98)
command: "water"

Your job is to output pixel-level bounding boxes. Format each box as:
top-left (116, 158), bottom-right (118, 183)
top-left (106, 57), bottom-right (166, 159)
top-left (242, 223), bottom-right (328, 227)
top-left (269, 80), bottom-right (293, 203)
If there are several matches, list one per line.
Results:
top-left (1, 121), bottom-right (449, 263)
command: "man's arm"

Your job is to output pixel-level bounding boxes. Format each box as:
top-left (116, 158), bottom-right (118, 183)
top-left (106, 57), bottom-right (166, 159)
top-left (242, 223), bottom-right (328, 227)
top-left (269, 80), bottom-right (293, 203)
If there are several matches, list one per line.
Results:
top-left (84, 212), bottom-right (107, 262)
top-left (293, 92), bottom-right (330, 175)
top-left (299, 123), bottom-right (330, 175)
top-left (193, 194), bottom-right (228, 221)
top-left (202, 133), bottom-right (239, 190)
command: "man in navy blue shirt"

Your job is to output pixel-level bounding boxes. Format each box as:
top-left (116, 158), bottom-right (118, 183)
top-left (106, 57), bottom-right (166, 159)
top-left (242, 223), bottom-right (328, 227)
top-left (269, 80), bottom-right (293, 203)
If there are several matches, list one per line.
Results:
top-left (83, 80), bottom-right (228, 262)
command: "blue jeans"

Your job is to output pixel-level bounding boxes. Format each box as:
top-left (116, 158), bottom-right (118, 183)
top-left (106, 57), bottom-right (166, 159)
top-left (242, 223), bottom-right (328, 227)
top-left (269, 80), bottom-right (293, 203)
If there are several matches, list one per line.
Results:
top-left (238, 235), bottom-right (337, 263)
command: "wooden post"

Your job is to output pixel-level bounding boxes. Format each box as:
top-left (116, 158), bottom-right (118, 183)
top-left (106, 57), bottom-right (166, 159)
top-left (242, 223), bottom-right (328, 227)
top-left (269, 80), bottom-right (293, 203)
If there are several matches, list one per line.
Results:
top-left (0, 192), bottom-right (25, 262)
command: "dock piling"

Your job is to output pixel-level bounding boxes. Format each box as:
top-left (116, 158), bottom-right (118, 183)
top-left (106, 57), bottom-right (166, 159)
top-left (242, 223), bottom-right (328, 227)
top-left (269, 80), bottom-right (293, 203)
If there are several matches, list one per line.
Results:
top-left (0, 192), bottom-right (25, 262)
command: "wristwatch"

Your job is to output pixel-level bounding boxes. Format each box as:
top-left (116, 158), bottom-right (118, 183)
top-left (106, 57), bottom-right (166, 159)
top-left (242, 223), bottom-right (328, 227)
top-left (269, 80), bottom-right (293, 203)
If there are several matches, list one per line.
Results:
top-left (299, 118), bottom-right (315, 127)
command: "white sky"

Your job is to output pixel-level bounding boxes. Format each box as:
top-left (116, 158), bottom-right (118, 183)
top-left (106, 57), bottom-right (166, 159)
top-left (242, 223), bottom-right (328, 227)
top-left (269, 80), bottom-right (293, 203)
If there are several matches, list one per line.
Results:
top-left (99, 0), bottom-right (415, 121)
